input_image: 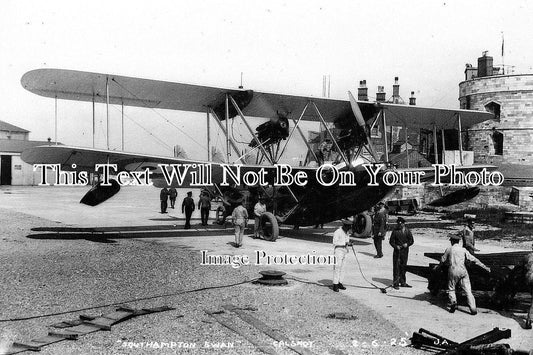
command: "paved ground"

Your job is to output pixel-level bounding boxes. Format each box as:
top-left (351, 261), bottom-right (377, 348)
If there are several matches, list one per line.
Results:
top-left (0, 185), bottom-right (532, 354)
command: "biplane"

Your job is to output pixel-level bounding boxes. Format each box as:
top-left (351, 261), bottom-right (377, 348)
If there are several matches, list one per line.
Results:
top-left (20, 69), bottom-right (495, 240)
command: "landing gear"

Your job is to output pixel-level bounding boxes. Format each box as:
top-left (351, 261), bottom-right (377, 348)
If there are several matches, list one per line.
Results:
top-left (352, 213), bottom-right (371, 238)
top-left (259, 212), bottom-right (279, 242)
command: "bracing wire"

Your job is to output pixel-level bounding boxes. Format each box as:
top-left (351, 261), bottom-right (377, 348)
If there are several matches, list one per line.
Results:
top-left (110, 105), bottom-right (173, 152)
top-left (110, 78), bottom-right (208, 153)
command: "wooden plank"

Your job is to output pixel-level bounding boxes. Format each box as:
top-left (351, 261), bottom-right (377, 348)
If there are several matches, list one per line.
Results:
top-left (206, 310), bottom-right (278, 355)
top-left (2, 306), bottom-right (176, 354)
top-left (64, 323), bottom-right (102, 335)
top-left (48, 329), bottom-right (79, 340)
top-left (223, 305), bottom-right (316, 355)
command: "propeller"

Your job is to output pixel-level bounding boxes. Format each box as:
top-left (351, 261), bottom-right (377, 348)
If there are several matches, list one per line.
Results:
top-left (348, 91), bottom-right (378, 162)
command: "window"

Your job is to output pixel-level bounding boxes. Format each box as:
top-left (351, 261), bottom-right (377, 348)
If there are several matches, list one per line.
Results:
top-left (465, 96), bottom-right (471, 110)
top-left (492, 130), bottom-right (503, 155)
top-left (484, 101), bottom-right (501, 121)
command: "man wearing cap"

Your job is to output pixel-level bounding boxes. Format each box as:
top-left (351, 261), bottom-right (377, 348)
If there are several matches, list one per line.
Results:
top-left (182, 191), bottom-right (195, 229)
top-left (198, 191), bottom-right (211, 226)
top-left (462, 217), bottom-right (476, 255)
top-left (332, 218), bottom-right (353, 292)
top-left (441, 233), bottom-right (490, 315)
top-left (372, 202), bottom-right (388, 258)
top-left (232, 200), bottom-right (248, 248)
top-left (253, 198), bottom-right (267, 238)
top-left (160, 187), bottom-right (169, 214)
top-left (169, 187), bottom-right (178, 209)
top-left (389, 217), bottom-right (414, 289)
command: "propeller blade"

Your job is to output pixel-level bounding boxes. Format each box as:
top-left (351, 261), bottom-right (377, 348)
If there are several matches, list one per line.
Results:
top-left (348, 91), bottom-right (379, 162)
top-left (348, 91), bottom-right (366, 127)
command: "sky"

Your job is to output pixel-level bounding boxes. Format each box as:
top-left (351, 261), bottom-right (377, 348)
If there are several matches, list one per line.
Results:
top-left (1, 0), bottom-right (532, 162)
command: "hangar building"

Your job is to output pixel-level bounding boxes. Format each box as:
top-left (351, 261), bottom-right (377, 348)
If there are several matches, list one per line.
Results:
top-left (0, 120), bottom-right (56, 185)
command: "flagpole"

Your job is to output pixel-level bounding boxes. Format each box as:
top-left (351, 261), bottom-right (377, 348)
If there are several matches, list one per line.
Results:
top-left (502, 31), bottom-right (505, 75)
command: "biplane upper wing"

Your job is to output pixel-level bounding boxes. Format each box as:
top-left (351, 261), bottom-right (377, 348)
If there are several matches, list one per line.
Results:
top-left (21, 68), bottom-right (494, 129)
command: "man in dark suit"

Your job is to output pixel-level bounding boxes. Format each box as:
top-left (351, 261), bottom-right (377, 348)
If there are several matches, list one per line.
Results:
top-left (389, 217), bottom-right (414, 289)
top-left (372, 202), bottom-right (388, 258)
top-left (169, 187), bottom-right (178, 209)
top-left (182, 191), bottom-right (195, 229)
top-left (160, 188), bottom-right (169, 214)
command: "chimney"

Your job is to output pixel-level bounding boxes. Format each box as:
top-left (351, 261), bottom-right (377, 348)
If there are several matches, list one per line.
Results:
top-left (392, 77), bottom-right (400, 99)
top-left (409, 91), bottom-right (416, 106)
top-left (357, 80), bottom-right (368, 101)
top-left (477, 51), bottom-right (493, 78)
top-left (376, 86), bottom-right (386, 102)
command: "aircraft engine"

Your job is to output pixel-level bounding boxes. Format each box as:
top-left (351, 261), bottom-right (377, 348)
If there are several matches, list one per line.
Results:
top-left (249, 112), bottom-right (290, 148)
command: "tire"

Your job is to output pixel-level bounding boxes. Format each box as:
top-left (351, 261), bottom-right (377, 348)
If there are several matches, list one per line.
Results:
top-left (215, 206), bottom-right (226, 225)
top-left (259, 212), bottom-right (279, 242)
top-left (352, 213), bottom-right (372, 238)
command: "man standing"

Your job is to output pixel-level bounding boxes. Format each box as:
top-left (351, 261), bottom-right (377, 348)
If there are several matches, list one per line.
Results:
top-left (332, 218), bottom-right (353, 292)
top-left (462, 216), bottom-right (476, 255)
top-left (441, 234), bottom-right (490, 315)
top-left (198, 192), bottom-right (211, 226)
top-left (231, 200), bottom-right (248, 248)
top-left (389, 217), bottom-right (414, 289)
top-left (253, 197), bottom-right (266, 238)
top-left (372, 202), bottom-right (388, 258)
top-left (160, 187), bottom-right (169, 214)
top-left (182, 191), bottom-right (195, 229)
top-left (169, 187), bottom-right (178, 209)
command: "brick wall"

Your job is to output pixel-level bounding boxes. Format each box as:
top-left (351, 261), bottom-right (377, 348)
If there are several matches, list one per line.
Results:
top-left (459, 74), bottom-right (533, 165)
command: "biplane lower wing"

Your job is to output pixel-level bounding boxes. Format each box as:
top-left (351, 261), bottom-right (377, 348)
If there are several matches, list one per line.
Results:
top-left (20, 145), bottom-right (315, 188)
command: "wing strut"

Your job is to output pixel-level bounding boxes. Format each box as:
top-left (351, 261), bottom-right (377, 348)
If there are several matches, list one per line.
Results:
top-left (208, 108), bottom-right (243, 162)
top-left (457, 113), bottom-right (463, 165)
top-left (225, 94), bottom-right (230, 163)
top-left (228, 94), bottom-right (299, 204)
top-left (348, 91), bottom-right (378, 162)
top-left (382, 109), bottom-right (389, 163)
top-left (229, 95), bottom-right (272, 165)
top-left (290, 111), bottom-right (319, 164)
top-left (433, 125), bottom-right (438, 164)
top-left (405, 124), bottom-right (409, 168)
top-left (441, 128), bottom-right (446, 164)
top-left (311, 102), bottom-right (349, 166)
top-left (277, 102), bottom-right (309, 163)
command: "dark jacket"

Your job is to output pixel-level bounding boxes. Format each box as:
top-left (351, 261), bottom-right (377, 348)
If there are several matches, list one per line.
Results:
top-left (182, 197), bottom-right (195, 213)
top-left (160, 188), bottom-right (169, 201)
top-left (373, 209), bottom-right (388, 237)
top-left (389, 226), bottom-right (414, 250)
top-left (169, 188), bottom-right (178, 199)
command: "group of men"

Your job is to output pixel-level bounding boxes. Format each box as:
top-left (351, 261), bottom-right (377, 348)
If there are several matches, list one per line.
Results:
top-left (159, 188), bottom-right (212, 229)
top-left (333, 203), bottom-right (490, 315)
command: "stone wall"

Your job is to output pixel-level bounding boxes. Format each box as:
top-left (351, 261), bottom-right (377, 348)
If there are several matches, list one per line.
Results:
top-left (458, 74), bottom-right (533, 165)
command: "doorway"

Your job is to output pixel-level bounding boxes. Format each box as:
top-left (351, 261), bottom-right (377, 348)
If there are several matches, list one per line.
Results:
top-left (0, 155), bottom-right (12, 185)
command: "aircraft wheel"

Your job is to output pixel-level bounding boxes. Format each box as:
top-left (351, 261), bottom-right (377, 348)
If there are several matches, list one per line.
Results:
top-left (352, 213), bottom-right (372, 238)
top-left (215, 206), bottom-right (226, 225)
top-left (260, 212), bottom-right (278, 242)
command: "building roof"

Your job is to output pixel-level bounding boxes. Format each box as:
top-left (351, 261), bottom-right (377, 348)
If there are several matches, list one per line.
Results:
top-left (0, 120), bottom-right (29, 133)
top-left (0, 139), bottom-right (60, 153)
